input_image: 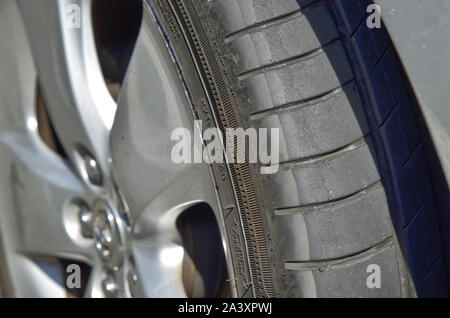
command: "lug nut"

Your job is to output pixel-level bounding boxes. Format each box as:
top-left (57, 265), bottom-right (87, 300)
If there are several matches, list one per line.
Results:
top-left (83, 154), bottom-right (102, 186)
top-left (78, 207), bottom-right (93, 238)
top-left (127, 268), bottom-right (139, 297)
top-left (102, 275), bottom-right (119, 298)
top-left (94, 210), bottom-right (113, 261)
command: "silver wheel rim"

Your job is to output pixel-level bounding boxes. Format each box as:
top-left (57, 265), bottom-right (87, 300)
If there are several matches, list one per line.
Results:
top-left (0, 0), bottom-right (233, 297)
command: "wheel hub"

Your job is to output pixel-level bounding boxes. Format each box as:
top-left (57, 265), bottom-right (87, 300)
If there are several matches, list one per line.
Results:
top-left (92, 198), bottom-right (128, 272)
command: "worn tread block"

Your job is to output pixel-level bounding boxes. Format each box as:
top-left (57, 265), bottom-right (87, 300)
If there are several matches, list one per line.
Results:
top-left (286, 245), bottom-right (402, 297)
top-left (274, 184), bottom-right (392, 261)
top-left (210, 0), bottom-right (314, 35)
top-left (271, 139), bottom-right (380, 207)
top-left (210, 0), bottom-right (246, 35)
top-left (235, 0), bottom-right (318, 29)
top-left (254, 82), bottom-right (369, 161)
top-left (244, 40), bottom-right (353, 112)
top-left (228, 2), bottom-right (338, 73)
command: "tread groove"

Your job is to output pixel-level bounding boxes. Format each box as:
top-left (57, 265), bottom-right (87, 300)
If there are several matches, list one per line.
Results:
top-left (250, 80), bottom-right (352, 121)
top-left (423, 254), bottom-right (444, 281)
top-left (274, 180), bottom-right (382, 216)
top-left (378, 100), bottom-right (400, 128)
top-left (223, 0), bottom-right (323, 44)
top-left (284, 236), bottom-right (394, 271)
top-left (402, 141), bottom-right (421, 168)
top-left (349, 13), bottom-right (368, 39)
top-left (375, 44), bottom-right (392, 68)
top-left (402, 200), bottom-right (425, 230)
top-left (224, 9), bottom-right (303, 44)
top-left (237, 39), bottom-right (340, 81)
top-left (277, 135), bottom-right (369, 171)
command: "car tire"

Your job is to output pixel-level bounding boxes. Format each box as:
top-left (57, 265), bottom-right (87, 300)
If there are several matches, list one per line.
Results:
top-left (149, 0), bottom-right (447, 297)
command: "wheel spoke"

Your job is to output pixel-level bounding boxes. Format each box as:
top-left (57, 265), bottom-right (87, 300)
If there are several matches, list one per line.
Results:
top-left (110, 7), bottom-right (220, 227)
top-left (0, 133), bottom-right (93, 262)
top-left (132, 164), bottom-right (220, 241)
top-left (132, 236), bottom-right (186, 298)
top-left (18, 0), bottom-right (116, 178)
top-left (108, 9), bottom-right (229, 298)
top-left (83, 265), bottom-right (106, 298)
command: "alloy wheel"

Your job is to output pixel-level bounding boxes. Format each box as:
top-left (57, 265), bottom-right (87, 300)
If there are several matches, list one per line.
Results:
top-left (0, 0), bottom-right (231, 298)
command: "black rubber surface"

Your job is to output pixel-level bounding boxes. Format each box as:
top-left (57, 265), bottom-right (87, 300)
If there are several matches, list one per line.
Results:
top-left (207, 0), bottom-right (448, 297)
top-left (150, 0), bottom-right (448, 297)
